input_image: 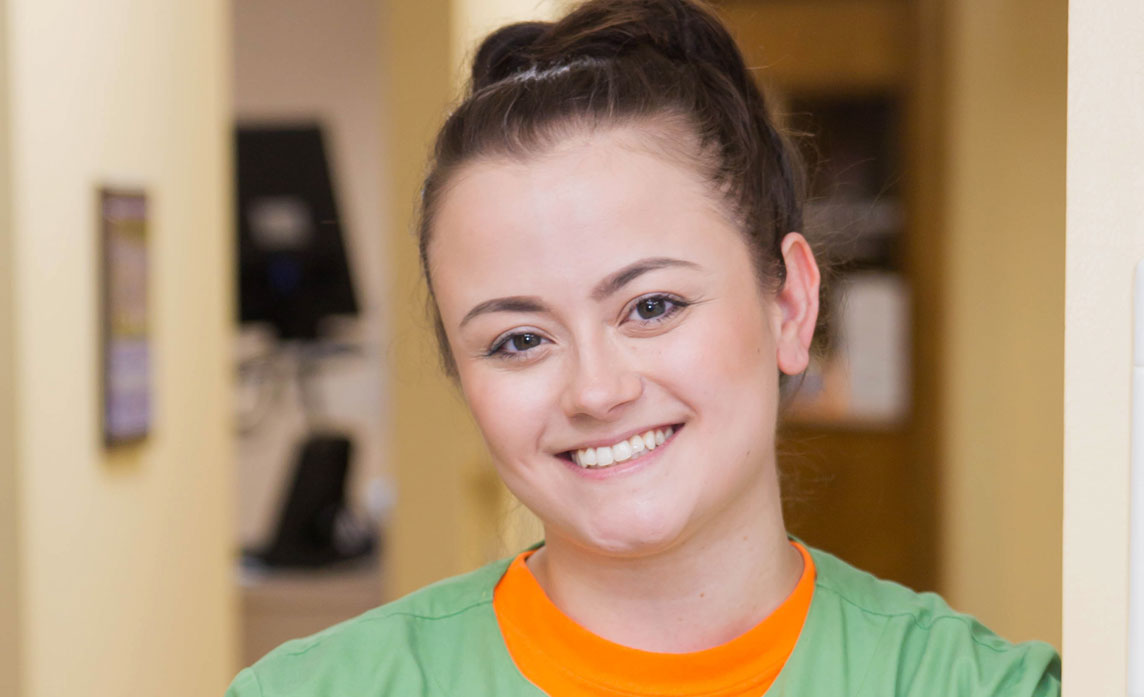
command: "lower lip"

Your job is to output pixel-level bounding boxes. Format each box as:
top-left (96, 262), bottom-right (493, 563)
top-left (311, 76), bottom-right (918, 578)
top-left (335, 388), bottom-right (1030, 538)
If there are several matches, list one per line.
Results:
top-left (558, 426), bottom-right (681, 480)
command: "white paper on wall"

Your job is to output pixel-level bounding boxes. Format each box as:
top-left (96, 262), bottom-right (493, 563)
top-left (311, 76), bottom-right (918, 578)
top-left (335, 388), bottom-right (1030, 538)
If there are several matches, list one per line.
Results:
top-left (836, 272), bottom-right (910, 423)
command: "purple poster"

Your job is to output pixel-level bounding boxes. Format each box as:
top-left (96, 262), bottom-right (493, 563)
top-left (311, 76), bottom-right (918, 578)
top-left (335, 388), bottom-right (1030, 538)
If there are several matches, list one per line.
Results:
top-left (101, 189), bottom-right (151, 445)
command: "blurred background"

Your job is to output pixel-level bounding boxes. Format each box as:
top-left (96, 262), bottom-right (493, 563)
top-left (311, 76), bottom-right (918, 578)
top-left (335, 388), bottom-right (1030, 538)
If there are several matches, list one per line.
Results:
top-left (0, 0), bottom-right (1094, 694)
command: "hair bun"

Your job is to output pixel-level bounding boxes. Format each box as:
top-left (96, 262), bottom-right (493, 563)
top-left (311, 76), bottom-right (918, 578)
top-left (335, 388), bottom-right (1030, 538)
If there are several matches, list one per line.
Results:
top-left (471, 21), bottom-right (551, 91)
top-left (541, 0), bottom-right (747, 81)
top-left (470, 1), bottom-right (751, 99)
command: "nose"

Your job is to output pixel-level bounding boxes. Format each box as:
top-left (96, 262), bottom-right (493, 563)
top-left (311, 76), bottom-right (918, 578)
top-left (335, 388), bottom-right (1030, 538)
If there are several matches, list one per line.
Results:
top-left (560, 332), bottom-right (644, 420)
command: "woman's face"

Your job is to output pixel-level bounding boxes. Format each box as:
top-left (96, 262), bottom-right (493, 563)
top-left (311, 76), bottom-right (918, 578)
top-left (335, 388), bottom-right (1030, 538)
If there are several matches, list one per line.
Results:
top-left (429, 126), bottom-right (817, 557)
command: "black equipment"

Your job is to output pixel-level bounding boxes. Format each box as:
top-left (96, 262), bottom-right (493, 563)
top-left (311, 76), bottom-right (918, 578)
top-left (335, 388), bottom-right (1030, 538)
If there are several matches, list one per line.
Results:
top-left (254, 434), bottom-right (375, 568)
top-left (235, 125), bottom-right (358, 340)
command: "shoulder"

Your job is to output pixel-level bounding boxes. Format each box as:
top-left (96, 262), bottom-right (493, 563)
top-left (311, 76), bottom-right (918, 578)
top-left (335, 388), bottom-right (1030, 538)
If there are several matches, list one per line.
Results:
top-left (800, 547), bottom-right (1061, 697)
top-left (225, 558), bottom-right (514, 697)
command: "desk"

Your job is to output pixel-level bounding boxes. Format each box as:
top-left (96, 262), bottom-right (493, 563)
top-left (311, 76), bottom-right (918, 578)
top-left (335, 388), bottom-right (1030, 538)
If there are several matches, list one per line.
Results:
top-left (238, 557), bottom-right (384, 665)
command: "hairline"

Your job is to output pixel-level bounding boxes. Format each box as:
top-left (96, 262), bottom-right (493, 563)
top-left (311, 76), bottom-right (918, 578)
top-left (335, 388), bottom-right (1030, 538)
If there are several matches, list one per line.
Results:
top-left (423, 114), bottom-right (746, 279)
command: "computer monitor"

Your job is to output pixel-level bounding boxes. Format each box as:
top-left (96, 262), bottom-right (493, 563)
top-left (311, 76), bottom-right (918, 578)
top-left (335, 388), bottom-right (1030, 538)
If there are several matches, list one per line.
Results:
top-left (235, 124), bottom-right (358, 340)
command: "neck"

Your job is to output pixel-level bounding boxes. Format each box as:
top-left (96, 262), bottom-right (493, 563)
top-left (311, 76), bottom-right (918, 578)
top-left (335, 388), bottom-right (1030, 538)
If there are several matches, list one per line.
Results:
top-left (526, 476), bottom-right (802, 653)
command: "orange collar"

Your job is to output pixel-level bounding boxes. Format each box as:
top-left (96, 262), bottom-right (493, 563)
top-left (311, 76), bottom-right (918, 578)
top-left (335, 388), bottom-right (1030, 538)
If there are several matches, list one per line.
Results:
top-left (493, 542), bottom-right (816, 697)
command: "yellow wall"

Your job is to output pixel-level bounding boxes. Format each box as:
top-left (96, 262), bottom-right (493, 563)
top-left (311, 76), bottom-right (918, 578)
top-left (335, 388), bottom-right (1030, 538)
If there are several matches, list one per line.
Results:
top-left (3, 0), bottom-right (236, 695)
top-left (382, 0), bottom-right (468, 598)
top-left (1063, 0), bottom-right (1144, 690)
top-left (1, 1), bottom-right (23, 694)
top-left (940, 0), bottom-right (1066, 646)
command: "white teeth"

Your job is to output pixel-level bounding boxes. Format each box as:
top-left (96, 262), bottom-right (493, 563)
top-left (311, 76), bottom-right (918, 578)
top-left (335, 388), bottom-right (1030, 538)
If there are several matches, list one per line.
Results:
top-left (613, 441), bottom-right (632, 462)
top-left (571, 427), bottom-right (676, 469)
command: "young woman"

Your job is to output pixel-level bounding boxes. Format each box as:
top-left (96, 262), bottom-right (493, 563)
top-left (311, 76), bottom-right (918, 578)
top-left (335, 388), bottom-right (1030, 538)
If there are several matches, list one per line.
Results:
top-left (227, 1), bottom-right (1061, 694)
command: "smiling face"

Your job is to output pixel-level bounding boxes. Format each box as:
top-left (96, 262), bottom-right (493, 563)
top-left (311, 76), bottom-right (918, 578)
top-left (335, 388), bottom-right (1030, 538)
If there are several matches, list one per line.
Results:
top-left (429, 125), bottom-right (815, 558)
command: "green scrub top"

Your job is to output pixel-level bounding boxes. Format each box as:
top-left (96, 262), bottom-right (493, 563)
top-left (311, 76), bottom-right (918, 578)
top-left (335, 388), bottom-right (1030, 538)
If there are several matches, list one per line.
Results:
top-left (226, 546), bottom-right (1061, 696)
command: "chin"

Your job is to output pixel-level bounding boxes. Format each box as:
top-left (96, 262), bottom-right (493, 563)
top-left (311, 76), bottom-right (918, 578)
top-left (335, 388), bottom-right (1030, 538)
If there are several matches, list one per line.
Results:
top-left (574, 509), bottom-right (691, 558)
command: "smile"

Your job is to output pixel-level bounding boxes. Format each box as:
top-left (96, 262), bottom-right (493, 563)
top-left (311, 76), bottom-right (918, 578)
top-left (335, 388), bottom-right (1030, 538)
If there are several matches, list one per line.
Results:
top-left (567, 426), bottom-right (677, 469)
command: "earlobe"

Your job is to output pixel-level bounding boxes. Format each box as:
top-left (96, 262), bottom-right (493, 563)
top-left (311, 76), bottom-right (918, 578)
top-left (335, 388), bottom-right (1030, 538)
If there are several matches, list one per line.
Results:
top-left (774, 232), bottom-right (821, 376)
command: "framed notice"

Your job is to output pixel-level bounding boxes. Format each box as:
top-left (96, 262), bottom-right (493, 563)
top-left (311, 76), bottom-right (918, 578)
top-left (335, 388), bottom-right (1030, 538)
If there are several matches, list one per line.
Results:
top-left (100, 188), bottom-right (151, 446)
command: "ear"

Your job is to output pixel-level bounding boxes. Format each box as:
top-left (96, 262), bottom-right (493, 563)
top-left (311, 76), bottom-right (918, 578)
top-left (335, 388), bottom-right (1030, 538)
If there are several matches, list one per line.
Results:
top-left (773, 233), bottom-right (821, 376)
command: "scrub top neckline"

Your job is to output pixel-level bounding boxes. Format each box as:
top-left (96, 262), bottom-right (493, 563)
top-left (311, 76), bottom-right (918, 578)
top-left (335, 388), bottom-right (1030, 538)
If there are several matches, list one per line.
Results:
top-left (493, 541), bottom-right (816, 696)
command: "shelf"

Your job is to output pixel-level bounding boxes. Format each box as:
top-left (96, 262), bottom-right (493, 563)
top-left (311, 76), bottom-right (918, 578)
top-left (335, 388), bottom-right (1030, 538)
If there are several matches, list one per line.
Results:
top-left (718, 0), bottom-right (909, 95)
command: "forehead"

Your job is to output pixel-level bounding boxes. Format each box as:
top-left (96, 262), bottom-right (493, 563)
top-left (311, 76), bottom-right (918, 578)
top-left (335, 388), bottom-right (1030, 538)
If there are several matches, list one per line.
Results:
top-left (428, 127), bottom-right (745, 308)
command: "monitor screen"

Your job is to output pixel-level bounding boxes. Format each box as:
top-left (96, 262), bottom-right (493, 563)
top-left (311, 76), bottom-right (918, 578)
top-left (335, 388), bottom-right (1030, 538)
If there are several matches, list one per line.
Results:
top-left (235, 125), bottom-right (358, 340)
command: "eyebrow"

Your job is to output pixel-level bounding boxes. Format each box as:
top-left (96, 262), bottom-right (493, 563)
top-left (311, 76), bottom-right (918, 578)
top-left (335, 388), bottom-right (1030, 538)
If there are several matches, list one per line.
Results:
top-left (591, 257), bottom-right (700, 301)
top-left (460, 296), bottom-right (549, 328)
top-left (458, 257), bottom-right (699, 328)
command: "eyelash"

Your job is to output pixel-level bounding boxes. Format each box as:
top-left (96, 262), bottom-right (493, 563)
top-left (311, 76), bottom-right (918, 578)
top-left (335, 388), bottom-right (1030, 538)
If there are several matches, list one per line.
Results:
top-left (484, 293), bottom-right (691, 361)
top-left (624, 292), bottom-right (690, 327)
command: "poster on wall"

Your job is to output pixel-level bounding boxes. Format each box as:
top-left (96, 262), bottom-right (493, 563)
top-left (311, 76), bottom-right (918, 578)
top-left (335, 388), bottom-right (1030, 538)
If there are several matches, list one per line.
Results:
top-left (100, 188), bottom-right (151, 446)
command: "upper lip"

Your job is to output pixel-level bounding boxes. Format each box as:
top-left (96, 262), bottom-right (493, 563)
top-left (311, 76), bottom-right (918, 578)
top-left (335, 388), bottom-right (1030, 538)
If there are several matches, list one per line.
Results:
top-left (556, 422), bottom-right (680, 453)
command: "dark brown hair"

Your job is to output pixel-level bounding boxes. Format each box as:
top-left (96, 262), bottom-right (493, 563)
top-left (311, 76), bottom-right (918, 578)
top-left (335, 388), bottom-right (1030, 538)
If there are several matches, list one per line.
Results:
top-left (420, 0), bottom-right (806, 377)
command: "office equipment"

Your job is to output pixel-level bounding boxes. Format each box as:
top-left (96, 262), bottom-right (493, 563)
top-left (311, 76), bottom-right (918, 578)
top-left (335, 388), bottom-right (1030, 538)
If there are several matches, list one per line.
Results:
top-left (234, 124), bottom-right (374, 569)
top-left (236, 125), bottom-right (358, 340)
top-left (252, 433), bottom-right (375, 568)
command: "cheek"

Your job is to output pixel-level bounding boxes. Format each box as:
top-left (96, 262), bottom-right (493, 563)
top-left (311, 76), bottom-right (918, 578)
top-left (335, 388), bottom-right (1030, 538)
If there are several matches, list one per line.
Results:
top-left (458, 364), bottom-right (558, 461)
top-left (649, 302), bottom-right (777, 402)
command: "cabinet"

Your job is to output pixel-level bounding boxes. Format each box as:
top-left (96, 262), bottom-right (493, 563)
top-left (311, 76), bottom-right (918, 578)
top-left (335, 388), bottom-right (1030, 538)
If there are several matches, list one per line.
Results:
top-left (238, 558), bottom-right (383, 665)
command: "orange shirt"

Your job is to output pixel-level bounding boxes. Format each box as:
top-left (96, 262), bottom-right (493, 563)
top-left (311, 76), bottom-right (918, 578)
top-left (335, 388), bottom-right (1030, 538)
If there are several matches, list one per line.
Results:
top-left (493, 542), bottom-right (816, 697)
